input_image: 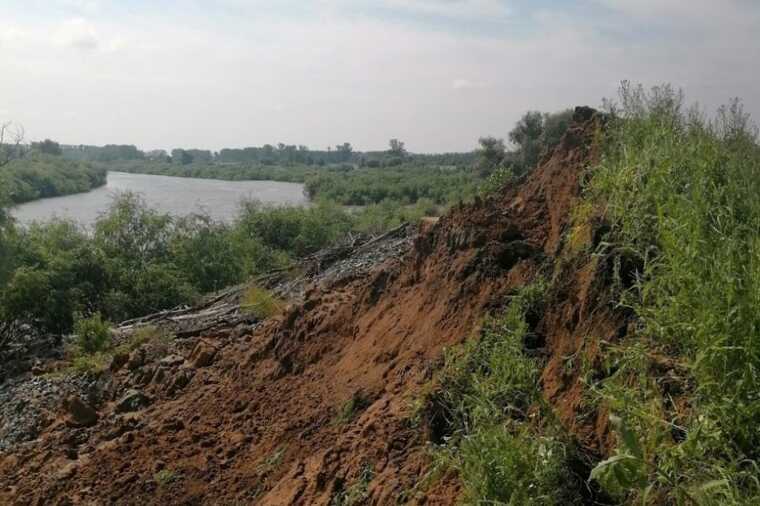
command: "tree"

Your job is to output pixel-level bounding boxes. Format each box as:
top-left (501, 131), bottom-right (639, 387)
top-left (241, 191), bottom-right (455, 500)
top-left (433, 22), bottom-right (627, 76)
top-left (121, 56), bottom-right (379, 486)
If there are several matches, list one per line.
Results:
top-left (388, 138), bottom-right (407, 157)
top-left (336, 142), bottom-right (353, 162)
top-left (540, 109), bottom-right (574, 152)
top-left (475, 136), bottom-right (506, 177)
top-left (0, 121), bottom-right (25, 167)
top-left (171, 148), bottom-right (194, 165)
top-left (32, 139), bottom-right (62, 156)
top-left (185, 149), bottom-right (213, 163)
top-left (145, 149), bottom-right (169, 161)
top-left (94, 192), bottom-right (173, 264)
top-left (508, 109), bottom-right (573, 174)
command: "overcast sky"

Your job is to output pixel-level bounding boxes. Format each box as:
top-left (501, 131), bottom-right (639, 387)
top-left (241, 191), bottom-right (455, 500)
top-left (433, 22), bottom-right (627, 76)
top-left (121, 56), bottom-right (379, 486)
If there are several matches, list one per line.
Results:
top-left (1, 0), bottom-right (758, 153)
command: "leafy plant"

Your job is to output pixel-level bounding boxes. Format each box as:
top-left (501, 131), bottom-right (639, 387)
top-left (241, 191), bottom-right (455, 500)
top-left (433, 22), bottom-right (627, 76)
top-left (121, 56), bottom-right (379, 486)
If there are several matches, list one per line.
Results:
top-left (586, 82), bottom-right (760, 504)
top-left (73, 312), bottom-right (111, 354)
top-left (331, 464), bottom-right (373, 506)
top-left (241, 285), bottom-right (284, 319)
top-left (428, 281), bottom-right (584, 505)
top-left (154, 469), bottom-right (178, 487)
top-left (333, 392), bottom-right (371, 426)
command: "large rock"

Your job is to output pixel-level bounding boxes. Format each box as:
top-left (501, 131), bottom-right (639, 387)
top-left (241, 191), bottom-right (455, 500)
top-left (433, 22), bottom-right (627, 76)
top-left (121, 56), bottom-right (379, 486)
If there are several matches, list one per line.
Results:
top-left (168, 369), bottom-right (192, 394)
top-left (190, 341), bottom-right (217, 368)
top-left (160, 354), bottom-right (185, 367)
top-left (127, 348), bottom-right (146, 370)
top-left (63, 395), bottom-right (98, 427)
top-left (110, 352), bottom-right (129, 373)
top-left (115, 389), bottom-right (151, 413)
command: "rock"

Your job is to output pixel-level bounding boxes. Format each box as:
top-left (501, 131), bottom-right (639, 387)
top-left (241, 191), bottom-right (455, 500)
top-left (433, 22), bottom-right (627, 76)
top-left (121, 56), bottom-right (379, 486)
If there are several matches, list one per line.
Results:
top-left (161, 418), bottom-right (185, 432)
top-left (160, 354), bottom-right (185, 367)
top-left (115, 389), bottom-right (151, 413)
top-left (63, 395), bottom-right (98, 427)
top-left (190, 341), bottom-right (217, 368)
top-left (168, 370), bottom-right (192, 394)
top-left (152, 367), bottom-right (166, 384)
top-left (57, 462), bottom-right (78, 481)
top-left (110, 352), bottom-right (129, 373)
top-left (127, 348), bottom-right (146, 370)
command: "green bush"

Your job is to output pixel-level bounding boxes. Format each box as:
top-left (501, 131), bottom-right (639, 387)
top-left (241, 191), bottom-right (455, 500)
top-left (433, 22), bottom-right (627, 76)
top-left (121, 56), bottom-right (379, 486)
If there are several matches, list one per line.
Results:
top-left (429, 282), bottom-right (582, 505)
top-left (241, 285), bottom-right (284, 319)
top-left (73, 312), bottom-right (111, 354)
top-left (0, 155), bottom-right (105, 204)
top-left (585, 82), bottom-right (760, 503)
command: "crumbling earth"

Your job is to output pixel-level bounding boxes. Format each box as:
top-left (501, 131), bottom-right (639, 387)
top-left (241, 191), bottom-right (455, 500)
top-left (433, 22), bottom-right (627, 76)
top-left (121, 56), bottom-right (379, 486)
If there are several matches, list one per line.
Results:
top-left (0, 107), bottom-right (627, 505)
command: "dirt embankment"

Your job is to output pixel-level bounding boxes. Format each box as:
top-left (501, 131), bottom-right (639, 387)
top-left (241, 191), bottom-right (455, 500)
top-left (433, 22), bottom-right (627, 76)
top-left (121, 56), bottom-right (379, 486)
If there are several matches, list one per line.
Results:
top-left (0, 106), bottom-right (624, 505)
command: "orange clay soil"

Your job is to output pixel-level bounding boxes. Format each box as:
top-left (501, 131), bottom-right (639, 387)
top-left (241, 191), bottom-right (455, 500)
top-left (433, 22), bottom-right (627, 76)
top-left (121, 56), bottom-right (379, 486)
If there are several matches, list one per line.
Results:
top-left (0, 107), bottom-right (628, 505)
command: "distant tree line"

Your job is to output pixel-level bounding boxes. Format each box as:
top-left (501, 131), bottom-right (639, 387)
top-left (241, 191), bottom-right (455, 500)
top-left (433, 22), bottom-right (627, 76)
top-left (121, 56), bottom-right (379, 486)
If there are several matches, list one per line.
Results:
top-left (0, 129), bottom-right (106, 205)
top-left (56, 109), bottom-right (573, 177)
top-left (58, 138), bottom-right (477, 168)
top-left (63, 144), bottom-right (144, 162)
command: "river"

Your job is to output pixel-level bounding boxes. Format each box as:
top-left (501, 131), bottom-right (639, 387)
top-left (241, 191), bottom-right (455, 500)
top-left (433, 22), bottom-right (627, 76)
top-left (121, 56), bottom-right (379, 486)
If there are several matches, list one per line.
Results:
top-left (11, 172), bottom-right (308, 226)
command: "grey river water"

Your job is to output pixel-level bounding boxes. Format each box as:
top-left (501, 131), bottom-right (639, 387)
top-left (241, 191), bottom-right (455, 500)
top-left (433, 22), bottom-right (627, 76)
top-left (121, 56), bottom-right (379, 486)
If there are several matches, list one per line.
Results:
top-left (11, 172), bottom-right (308, 226)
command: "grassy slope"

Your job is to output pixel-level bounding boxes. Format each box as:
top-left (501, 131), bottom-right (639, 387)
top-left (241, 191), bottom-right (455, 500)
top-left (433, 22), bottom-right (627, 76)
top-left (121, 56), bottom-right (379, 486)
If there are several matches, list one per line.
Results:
top-left (428, 87), bottom-right (760, 505)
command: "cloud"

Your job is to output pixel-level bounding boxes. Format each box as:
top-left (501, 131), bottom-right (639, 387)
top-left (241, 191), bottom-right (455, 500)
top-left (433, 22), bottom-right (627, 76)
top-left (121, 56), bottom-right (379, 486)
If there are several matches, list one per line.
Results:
top-left (452, 78), bottom-right (489, 90)
top-left (0, 0), bottom-right (758, 152)
top-left (58, 0), bottom-right (100, 14)
top-left (54, 18), bottom-right (99, 50)
top-left (378, 0), bottom-right (511, 19)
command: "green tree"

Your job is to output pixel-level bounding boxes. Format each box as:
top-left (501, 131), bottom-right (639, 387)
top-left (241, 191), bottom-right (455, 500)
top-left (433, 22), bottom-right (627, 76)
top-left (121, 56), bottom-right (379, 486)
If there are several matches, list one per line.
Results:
top-left (94, 192), bottom-right (172, 264)
top-left (0, 193), bottom-right (16, 287)
top-left (170, 214), bottom-right (243, 293)
top-left (508, 109), bottom-right (573, 174)
top-left (475, 136), bottom-right (506, 177)
top-left (171, 149), bottom-right (194, 165)
top-left (336, 142), bottom-right (353, 162)
top-left (388, 138), bottom-right (406, 157)
top-left (32, 139), bottom-right (62, 156)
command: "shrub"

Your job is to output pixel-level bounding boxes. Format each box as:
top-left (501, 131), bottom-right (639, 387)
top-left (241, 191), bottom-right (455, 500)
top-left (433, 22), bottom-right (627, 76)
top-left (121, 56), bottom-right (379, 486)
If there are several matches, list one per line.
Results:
top-left (331, 464), bottom-right (373, 506)
top-left (74, 312), bottom-right (111, 354)
top-left (241, 285), bottom-right (284, 319)
top-left (116, 324), bottom-right (174, 355)
top-left (333, 392), bottom-right (371, 425)
top-left (585, 82), bottom-right (760, 503)
top-left (429, 281), bottom-right (583, 505)
top-left (70, 352), bottom-right (111, 374)
top-left (154, 469), bottom-right (178, 487)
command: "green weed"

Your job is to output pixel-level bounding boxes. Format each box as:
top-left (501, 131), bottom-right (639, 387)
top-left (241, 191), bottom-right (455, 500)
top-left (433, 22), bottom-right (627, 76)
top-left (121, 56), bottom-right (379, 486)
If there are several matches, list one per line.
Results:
top-left (241, 285), bottom-right (284, 319)
top-left (73, 312), bottom-right (111, 354)
top-left (428, 281), bottom-right (584, 505)
top-left (586, 82), bottom-right (760, 503)
top-left (334, 392), bottom-right (371, 426)
top-left (154, 469), bottom-right (178, 487)
top-left (331, 464), bottom-right (373, 506)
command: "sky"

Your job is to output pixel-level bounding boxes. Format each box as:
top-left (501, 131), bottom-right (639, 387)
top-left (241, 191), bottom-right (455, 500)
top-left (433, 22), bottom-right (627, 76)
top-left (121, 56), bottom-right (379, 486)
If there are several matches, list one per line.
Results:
top-left (0, 0), bottom-right (758, 153)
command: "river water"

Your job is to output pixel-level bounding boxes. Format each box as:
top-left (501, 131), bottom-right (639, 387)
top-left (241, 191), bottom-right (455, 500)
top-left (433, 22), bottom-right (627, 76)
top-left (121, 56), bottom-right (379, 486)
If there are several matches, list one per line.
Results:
top-left (11, 172), bottom-right (308, 226)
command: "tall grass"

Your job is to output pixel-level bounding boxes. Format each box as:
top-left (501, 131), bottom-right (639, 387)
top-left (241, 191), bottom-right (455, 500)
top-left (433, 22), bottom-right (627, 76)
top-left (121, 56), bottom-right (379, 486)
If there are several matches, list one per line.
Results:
top-left (587, 82), bottom-right (760, 503)
top-left (429, 282), bottom-right (584, 505)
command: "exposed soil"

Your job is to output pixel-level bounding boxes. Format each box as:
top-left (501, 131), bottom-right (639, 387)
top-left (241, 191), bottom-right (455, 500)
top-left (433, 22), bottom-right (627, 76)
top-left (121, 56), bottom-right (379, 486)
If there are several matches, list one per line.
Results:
top-left (0, 106), bottom-right (627, 505)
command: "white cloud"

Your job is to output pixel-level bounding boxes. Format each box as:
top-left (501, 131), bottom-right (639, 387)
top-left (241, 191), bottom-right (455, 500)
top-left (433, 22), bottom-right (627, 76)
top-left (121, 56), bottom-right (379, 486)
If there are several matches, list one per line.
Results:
top-left (0, 0), bottom-right (758, 152)
top-left (452, 78), bottom-right (489, 90)
top-left (379, 0), bottom-right (511, 19)
top-left (54, 18), bottom-right (99, 50)
top-left (58, 0), bottom-right (100, 14)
